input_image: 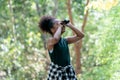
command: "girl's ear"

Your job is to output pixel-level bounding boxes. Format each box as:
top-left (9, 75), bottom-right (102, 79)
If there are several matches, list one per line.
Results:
top-left (50, 27), bottom-right (54, 34)
top-left (54, 22), bottom-right (58, 27)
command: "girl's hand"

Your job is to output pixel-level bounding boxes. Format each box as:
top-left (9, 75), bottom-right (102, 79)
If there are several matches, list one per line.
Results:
top-left (55, 20), bottom-right (63, 28)
top-left (65, 22), bottom-right (73, 27)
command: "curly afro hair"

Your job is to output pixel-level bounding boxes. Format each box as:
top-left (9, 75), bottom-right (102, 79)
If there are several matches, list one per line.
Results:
top-left (38, 16), bottom-right (55, 35)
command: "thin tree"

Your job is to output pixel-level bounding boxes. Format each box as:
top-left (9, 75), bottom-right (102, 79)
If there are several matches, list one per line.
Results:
top-left (35, 0), bottom-right (50, 74)
top-left (9, 0), bottom-right (16, 42)
top-left (67, 0), bottom-right (89, 74)
top-left (52, 0), bottom-right (58, 17)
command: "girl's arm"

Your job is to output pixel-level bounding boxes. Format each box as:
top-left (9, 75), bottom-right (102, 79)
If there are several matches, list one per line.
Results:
top-left (66, 23), bottom-right (84, 44)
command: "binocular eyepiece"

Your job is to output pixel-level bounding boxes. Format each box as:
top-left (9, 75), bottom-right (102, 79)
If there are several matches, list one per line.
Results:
top-left (61, 20), bottom-right (70, 25)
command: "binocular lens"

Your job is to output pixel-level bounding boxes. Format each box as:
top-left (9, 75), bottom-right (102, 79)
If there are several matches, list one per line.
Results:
top-left (61, 20), bottom-right (70, 25)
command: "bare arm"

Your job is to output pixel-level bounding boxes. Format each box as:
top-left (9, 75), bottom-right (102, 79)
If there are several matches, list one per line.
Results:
top-left (66, 23), bottom-right (84, 44)
top-left (47, 24), bottom-right (62, 50)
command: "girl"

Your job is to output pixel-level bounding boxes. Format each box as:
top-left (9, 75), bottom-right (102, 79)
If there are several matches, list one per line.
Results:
top-left (38, 16), bottom-right (84, 80)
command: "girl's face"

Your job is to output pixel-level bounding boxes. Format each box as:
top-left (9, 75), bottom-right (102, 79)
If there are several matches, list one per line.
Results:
top-left (51, 19), bottom-right (65, 35)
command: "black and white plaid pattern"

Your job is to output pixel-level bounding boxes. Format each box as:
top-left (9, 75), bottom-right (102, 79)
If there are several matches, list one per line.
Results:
top-left (47, 62), bottom-right (77, 80)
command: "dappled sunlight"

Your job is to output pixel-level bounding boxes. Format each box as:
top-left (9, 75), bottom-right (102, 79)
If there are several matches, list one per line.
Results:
top-left (87, 0), bottom-right (118, 11)
top-left (0, 0), bottom-right (120, 80)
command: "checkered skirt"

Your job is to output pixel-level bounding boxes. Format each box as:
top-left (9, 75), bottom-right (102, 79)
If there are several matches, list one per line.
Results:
top-left (47, 62), bottom-right (77, 80)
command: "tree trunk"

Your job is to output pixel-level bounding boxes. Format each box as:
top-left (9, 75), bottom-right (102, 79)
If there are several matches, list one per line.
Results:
top-left (9, 0), bottom-right (16, 42)
top-left (82, 0), bottom-right (89, 32)
top-left (67, 0), bottom-right (89, 74)
top-left (66, 0), bottom-right (81, 74)
top-left (35, 1), bottom-right (48, 48)
top-left (35, 0), bottom-right (50, 73)
top-left (52, 0), bottom-right (58, 17)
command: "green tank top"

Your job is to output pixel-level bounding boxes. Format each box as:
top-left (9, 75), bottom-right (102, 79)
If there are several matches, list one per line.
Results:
top-left (48, 37), bottom-right (70, 67)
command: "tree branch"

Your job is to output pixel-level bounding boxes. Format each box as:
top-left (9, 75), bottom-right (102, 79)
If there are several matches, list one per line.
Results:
top-left (52, 0), bottom-right (58, 17)
top-left (67, 0), bottom-right (74, 25)
top-left (81, 0), bottom-right (89, 32)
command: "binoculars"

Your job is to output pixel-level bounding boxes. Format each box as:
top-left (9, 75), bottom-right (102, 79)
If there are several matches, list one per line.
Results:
top-left (61, 20), bottom-right (70, 25)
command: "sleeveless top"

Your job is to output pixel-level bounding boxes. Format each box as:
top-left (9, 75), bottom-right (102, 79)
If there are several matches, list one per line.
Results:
top-left (48, 38), bottom-right (70, 67)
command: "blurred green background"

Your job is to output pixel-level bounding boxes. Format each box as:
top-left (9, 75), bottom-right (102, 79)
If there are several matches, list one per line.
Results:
top-left (0, 0), bottom-right (120, 80)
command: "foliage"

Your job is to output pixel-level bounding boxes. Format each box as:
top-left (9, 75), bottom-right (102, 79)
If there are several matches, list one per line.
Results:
top-left (0, 0), bottom-right (46, 80)
top-left (80, 1), bottom-right (120, 80)
top-left (0, 0), bottom-right (120, 80)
